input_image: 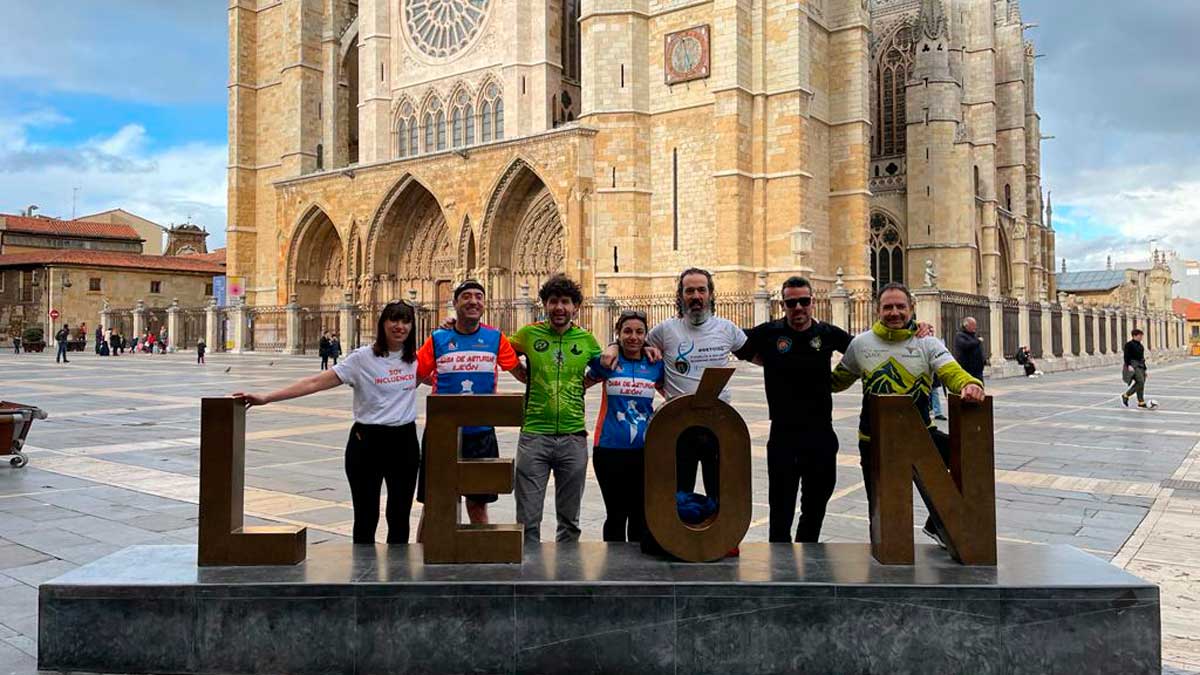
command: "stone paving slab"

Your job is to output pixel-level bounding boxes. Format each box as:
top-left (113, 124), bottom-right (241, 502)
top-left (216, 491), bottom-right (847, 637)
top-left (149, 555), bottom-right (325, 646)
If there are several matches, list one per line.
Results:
top-left (0, 350), bottom-right (1197, 673)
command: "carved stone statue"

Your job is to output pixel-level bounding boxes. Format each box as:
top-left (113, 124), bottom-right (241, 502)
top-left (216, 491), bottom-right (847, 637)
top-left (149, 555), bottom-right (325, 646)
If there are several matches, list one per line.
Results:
top-left (923, 259), bottom-right (938, 288)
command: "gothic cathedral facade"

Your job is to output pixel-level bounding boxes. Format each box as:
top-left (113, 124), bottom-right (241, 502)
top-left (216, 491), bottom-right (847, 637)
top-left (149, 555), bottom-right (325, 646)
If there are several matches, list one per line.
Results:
top-left (226, 0), bottom-right (1049, 309)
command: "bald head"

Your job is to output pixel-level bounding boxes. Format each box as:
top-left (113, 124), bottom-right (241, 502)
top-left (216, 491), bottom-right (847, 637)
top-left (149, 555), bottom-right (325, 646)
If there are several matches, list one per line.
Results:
top-left (962, 317), bottom-right (977, 334)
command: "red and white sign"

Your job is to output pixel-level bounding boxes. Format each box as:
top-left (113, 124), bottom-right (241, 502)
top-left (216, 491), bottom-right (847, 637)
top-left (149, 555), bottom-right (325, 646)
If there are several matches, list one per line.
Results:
top-left (49, 309), bottom-right (60, 320)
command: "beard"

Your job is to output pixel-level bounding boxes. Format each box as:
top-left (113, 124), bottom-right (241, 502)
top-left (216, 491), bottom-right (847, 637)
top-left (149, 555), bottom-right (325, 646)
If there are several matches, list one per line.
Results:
top-left (687, 304), bottom-right (711, 325)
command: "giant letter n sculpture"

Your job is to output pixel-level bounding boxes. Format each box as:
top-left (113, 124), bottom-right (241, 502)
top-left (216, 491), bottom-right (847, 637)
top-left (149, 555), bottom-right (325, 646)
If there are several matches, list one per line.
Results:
top-left (644, 367), bottom-right (752, 562)
top-left (423, 394), bottom-right (524, 563)
top-left (868, 394), bottom-right (996, 565)
top-left (198, 397), bottom-right (306, 566)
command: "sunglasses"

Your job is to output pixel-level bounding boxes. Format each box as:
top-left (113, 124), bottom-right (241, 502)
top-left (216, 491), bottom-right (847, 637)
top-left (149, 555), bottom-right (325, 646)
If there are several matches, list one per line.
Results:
top-left (618, 309), bottom-right (647, 320)
top-left (782, 297), bottom-right (812, 308)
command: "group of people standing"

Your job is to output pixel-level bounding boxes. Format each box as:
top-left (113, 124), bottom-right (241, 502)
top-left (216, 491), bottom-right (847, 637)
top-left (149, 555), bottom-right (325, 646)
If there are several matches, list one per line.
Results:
top-left (233, 270), bottom-right (988, 551)
top-left (318, 331), bottom-right (343, 370)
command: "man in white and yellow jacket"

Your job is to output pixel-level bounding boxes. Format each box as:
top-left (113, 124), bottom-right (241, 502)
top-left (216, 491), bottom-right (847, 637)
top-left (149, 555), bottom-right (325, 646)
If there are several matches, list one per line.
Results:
top-left (832, 282), bottom-right (985, 548)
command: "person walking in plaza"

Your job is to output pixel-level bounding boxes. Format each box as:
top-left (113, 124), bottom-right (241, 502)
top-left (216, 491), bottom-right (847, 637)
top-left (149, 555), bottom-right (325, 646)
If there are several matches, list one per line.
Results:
top-left (510, 274), bottom-right (603, 546)
top-left (331, 333), bottom-right (343, 366)
top-left (832, 282), bottom-right (985, 548)
top-left (1121, 328), bottom-right (1153, 408)
top-left (12, 333), bottom-right (20, 354)
top-left (319, 331), bottom-right (332, 370)
top-left (233, 301), bottom-right (423, 544)
top-left (601, 268), bottom-right (744, 499)
top-left (95, 326), bottom-right (103, 355)
top-left (587, 310), bottom-right (665, 542)
top-left (54, 324), bottom-right (70, 364)
top-left (732, 276), bottom-right (852, 543)
top-left (414, 280), bottom-right (523, 533)
top-left (954, 316), bottom-right (986, 382)
top-left (158, 326), bottom-right (168, 354)
top-left (197, 338), bottom-right (207, 365)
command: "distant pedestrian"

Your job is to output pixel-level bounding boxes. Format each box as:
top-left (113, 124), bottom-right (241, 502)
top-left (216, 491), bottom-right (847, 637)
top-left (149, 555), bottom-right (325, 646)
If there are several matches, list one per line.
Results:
top-left (159, 326), bottom-right (168, 354)
top-left (319, 331), bottom-right (331, 370)
top-left (55, 325), bottom-right (71, 364)
top-left (1121, 329), bottom-right (1154, 409)
top-left (954, 316), bottom-right (985, 381)
top-left (197, 338), bottom-right (207, 365)
top-left (331, 333), bottom-right (342, 365)
top-left (12, 335), bottom-right (21, 354)
top-left (95, 326), bottom-right (103, 355)
top-left (1015, 346), bottom-right (1042, 377)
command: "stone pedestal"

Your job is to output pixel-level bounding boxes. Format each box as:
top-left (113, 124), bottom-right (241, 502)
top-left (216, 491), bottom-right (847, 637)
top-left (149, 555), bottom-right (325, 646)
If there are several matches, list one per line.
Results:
top-left (38, 542), bottom-right (1160, 675)
top-left (912, 288), bottom-right (941, 332)
top-left (204, 300), bottom-right (219, 352)
top-left (831, 288), bottom-right (850, 330)
top-left (131, 299), bottom-right (146, 340)
top-left (338, 292), bottom-right (357, 350)
top-left (988, 299), bottom-right (1006, 367)
top-left (227, 302), bottom-right (247, 354)
top-left (166, 299), bottom-right (181, 353)
top-left (283, 295), bottom-right (301, 355)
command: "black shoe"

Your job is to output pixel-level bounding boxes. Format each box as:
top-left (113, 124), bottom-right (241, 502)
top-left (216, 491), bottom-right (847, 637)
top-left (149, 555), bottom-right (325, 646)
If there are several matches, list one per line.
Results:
top-left (1121, 393), bottom-right (1130, 407)
top-left (934, 414), bottom-right (947, 420)
top-left (922, 524), bottom-right (948, 550)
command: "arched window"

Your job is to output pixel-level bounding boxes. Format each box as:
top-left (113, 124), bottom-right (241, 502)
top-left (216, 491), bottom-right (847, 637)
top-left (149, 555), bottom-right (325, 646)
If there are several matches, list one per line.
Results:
top-left (873, 25), bottom-right (913, 158)
top-left (480, 83), bottom-right (503, 142)
top-left (423, 96), bottom-right (445, 152)
top-left (561, 0), bottom-right (581, 82)
top-left (1004, 183), bottom-right (1012, 211)
top-left (452, 90), bottom-right (474, 147)
top-left (424, 113), bottom-right (434, 152)
top-left (395, 102), bottom-right (416, 158)
top-left (870, 212), bottom-right (906, 296)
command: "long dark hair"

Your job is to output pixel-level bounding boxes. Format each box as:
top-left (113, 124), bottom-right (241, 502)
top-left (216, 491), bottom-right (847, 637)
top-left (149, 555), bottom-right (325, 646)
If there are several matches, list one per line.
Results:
top-left (675, 267), bottom-right (716, 317)
top-left (372, 301), bottom-right (417, 361)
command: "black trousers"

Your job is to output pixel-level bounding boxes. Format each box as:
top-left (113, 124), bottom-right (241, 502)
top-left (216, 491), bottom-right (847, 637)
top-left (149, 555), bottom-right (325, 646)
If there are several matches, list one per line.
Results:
top-left (320, 355), bottom-right (330, 370)
top-left (767, 424), bottom-right (839, 543)
top-left (676, 426), bottom-right (719, 497)
top-left (857, 428), bottom-right (951, 537)
top-left (593, 447), bottom-right (646, 542)
top-left (344, 422), bottom-right (420, 544)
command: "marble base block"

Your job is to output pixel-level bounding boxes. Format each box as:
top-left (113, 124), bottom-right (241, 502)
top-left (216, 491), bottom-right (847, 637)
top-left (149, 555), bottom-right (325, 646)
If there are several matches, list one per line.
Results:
top-left (38, 542), bottom-right (1160, 674)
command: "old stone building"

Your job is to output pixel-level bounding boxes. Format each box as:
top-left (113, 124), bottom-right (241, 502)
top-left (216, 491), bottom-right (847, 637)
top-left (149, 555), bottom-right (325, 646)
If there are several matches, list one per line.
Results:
top-left (227, 0), bottom-right (884, 309)
top-left (867, 0), bottom-right (1052, 299)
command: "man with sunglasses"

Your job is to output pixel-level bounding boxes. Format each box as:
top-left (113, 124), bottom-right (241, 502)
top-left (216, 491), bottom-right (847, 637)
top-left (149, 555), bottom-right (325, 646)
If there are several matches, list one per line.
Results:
top-left (732, 276), bottom-right (851, 543)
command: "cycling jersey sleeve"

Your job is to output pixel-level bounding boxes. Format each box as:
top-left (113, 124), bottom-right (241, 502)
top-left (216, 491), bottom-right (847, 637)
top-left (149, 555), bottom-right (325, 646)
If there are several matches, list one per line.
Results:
top-left (831, 339), bottom-right (861, 392)
top-left (415, 337), bottom-right (436, 383)
top-left (497, 334), bottom-right (520, 371)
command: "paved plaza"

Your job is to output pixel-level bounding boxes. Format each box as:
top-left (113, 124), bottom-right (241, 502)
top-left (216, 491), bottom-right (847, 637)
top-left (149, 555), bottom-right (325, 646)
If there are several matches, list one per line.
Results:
top-left (0, 348), bottom-right (1197, 673)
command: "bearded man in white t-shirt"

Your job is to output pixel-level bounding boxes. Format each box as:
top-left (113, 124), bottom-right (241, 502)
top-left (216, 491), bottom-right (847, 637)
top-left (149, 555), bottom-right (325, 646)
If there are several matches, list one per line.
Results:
top-left (602, 268), bottom-right (746, 498)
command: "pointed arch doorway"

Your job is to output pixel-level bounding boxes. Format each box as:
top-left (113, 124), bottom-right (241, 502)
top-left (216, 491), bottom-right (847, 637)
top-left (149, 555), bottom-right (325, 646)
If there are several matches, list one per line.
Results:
top-left (480, 160), bottom-right (566, 299)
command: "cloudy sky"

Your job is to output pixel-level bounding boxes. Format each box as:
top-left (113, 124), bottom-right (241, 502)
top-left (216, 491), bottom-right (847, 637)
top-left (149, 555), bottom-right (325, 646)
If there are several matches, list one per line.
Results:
top-left (1, 0), bottom-right (1197, 268)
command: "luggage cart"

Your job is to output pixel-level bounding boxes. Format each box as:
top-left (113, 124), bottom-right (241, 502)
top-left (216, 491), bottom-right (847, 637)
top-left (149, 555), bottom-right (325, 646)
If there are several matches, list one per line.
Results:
top-left (0, 401), bottom-right (47, 468)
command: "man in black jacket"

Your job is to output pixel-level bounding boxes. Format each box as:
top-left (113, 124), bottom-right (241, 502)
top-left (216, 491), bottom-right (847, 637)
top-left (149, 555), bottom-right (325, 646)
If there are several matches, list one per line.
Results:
top-left (954, 316), bottom-right (985, 381)
top-left (1121, 329), bottom-right (1152, 408)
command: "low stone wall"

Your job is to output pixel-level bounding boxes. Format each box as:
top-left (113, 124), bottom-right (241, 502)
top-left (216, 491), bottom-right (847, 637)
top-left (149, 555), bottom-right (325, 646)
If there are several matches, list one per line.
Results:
top-left (985, 347), bottom-right (1192, 380)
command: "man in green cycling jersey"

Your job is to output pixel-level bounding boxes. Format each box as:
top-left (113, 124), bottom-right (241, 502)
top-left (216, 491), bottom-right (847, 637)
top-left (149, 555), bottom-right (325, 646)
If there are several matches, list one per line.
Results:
top-left (510, 274), bottom-right (603, 545)
top-left (831, 282), bottom-right (984, 549)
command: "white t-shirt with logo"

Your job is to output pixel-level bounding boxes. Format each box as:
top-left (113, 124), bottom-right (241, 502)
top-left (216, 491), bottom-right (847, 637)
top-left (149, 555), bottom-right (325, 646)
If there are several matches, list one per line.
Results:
top-left (332, 346), bottom-right (419, 426)
top-left (647, 316), bottom-right (747, 402)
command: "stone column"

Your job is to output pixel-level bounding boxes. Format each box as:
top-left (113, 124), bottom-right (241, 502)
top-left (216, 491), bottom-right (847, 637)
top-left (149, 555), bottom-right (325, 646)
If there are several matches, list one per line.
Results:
top-left (1060, 295), bottom-right (1075, 364)
top-left (1040, 303), bottom-right (1055, 365)
top-left (132, 299), bottom-right (146, 340)
top-left (591, 281), bottom-right (617, 343)
top-left (831, 288), bottom-right (850, 332)
top-left (515, 283), bottom-right (536, 327)
top-left (100, 301), bottom-right (112, 333)
top-left (338, 291), bottom-right (357, 350)
top-left (205, 298), bottom-right (220, 352)
top-left (913, 288), bottom-right (942, 336)
top-left (753, 273), bottom-right (771, 326)
top-left (228, 299), bottom-right (248, 354)
top-left (1017, 301), bottom-right (1031, 353)
top-left (284, 294), bottom-right (301, 354)
top-left (166, 298), bottom-right (181, 353)
top-left (988, 298), bottom-right (1006, 367)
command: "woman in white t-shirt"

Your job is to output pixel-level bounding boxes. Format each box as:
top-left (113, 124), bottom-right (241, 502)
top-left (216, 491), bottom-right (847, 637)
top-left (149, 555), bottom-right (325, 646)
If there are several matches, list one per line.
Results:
top-left (233, 301), bottom-right (422, 544)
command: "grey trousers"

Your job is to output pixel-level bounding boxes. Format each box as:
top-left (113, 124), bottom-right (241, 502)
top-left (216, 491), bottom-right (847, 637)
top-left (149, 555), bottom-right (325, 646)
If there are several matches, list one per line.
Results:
top-left (1123, 366), bottom-right (1147, 402)
top-left (515, 432), bottom-right (588, 545)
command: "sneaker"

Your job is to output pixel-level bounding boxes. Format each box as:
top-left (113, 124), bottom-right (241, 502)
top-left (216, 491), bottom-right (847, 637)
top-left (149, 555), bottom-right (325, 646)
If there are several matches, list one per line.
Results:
top-left (1137, 402), bottom-right (1148, 409)
top-left (934, 414), bottom-right (947, 421)
top-left (1121, 393), bottom-right (1130, 407)
top-left (921, 524), bottom-right (948, 550)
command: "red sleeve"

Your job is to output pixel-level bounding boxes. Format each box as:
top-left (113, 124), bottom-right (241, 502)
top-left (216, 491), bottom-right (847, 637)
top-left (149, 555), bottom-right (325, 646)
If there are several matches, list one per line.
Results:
top-left (496, 334), bottom-right (520, 371)
top-left (416, 337), bottom-right (437, 384)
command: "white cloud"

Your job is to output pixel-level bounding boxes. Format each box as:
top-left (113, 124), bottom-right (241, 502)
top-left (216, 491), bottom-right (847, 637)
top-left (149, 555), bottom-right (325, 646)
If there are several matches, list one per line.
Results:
top-left (0, 111), bottom-right (228, 249)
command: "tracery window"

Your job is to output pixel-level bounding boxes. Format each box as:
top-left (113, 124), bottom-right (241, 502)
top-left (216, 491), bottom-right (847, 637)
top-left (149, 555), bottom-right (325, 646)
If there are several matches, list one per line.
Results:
top-left (395, 102), bottom-right (417, 158)
top-left (479, 82), bottom-right (503, 142)
top-left (870, 212), bottom-right (906, 296)
top-left (423, 97), bottom-right (446, 152)
top-left (451, 90), bottom-right (474, 148)
top-left (404, 0), bottom-right (491, 59)
top-left (561, 0), bottom-right (581, 82)
top-left (873, 25), bottom-right (913, 158)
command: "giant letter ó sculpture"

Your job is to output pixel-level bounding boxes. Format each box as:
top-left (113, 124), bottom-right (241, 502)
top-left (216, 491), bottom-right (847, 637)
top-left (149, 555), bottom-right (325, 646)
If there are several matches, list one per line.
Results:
top-left (643, 367), bottom-right (751, 562)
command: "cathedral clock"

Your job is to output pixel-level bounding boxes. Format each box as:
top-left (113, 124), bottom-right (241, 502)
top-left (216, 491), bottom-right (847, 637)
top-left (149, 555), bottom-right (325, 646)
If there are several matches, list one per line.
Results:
top-left (664, 25), bottom-right (710, 84)
top-left (404, 0), bottom-right (490, 59)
